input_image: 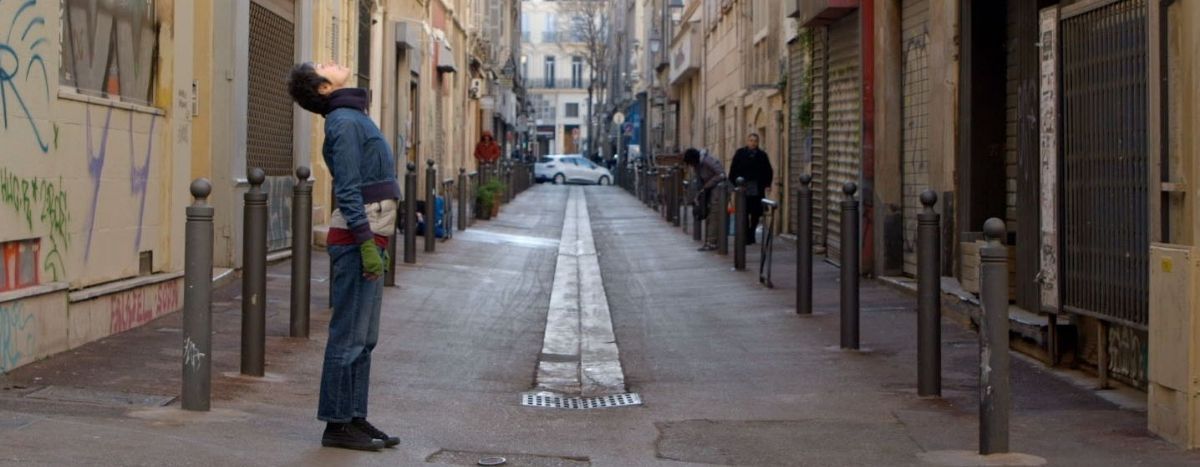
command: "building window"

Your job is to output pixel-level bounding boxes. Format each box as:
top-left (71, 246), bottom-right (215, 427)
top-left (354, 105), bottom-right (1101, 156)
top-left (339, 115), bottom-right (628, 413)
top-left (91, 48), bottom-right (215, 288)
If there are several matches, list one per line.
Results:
top-left (544, 56), bottom-right (556, 87)
top-left (571, 56), bottom-right (584, 88)
top-left (521, 13), bottom-right (530, 41)
top-left (566, 103), bottom-right (579, 118)
top-left (542, 12), bottom-right (557, 42)
top-left (0, 239), bottom-right (40, 292)
top-left (357, 0), bottom-right (372, 90)
top-left (60, 0), bottom-right (160, 106)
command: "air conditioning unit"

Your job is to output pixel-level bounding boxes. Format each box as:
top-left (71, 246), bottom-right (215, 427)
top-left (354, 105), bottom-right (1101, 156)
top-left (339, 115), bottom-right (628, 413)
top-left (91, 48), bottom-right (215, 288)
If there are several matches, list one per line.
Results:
top-left (469, 78), bottom-right (484, 99)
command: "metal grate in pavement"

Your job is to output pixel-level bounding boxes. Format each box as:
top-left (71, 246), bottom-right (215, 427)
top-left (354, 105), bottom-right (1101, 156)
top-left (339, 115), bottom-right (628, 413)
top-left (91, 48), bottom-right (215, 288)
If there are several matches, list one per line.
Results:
top-left (521, 392), bottom-right (642, 410)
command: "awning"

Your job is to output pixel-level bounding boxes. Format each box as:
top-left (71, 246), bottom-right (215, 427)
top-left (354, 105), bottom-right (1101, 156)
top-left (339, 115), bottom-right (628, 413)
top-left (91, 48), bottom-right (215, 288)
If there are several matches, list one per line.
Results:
top-left (393, 21), bottom-right (423, 76)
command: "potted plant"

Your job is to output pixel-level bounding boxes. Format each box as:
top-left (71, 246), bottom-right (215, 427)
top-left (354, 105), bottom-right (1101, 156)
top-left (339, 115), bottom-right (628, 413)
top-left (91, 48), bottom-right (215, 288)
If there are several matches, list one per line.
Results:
top-left (476, 185), bottom-right (496, 220)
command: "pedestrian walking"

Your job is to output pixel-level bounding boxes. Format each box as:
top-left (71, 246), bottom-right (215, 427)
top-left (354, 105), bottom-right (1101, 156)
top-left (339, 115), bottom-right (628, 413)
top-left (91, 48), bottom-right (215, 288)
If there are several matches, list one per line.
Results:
top-left (728, 133), bottom-right (774, 245)
top-left (683, 148), bottom-right (726, 251)
top-left (288, 61), bottom-right (402, 452)
top-left (475, 131), bottom-right (501, 166)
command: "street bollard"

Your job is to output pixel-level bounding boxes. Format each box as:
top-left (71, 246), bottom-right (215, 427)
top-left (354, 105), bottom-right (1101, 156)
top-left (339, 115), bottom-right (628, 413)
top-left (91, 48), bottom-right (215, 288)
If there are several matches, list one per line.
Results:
top-left (672, 168), bottom-right (682, 227)
top-left (717, 181), bottom-right (730, 256)
top-left (458, 169), bottom-right (468, 231)
top-left (241, 168), bottom-right (268, 377)
top-left (661, 171), bottom-right (670, 220)
top-left (841, 182), bottom-right (860, 350)
top-left (979, 218), bottom-right (1011, 455)
top-left (404, 162), bottom-right (417, 264)
top-left (290, 167), bottom-right (313, 338)
top-left (425, 160), bottom-right (436, 253)
top-left (917, 190), bottom-right (941, 397)
top-left (734, 177), bottom-right (747, 271)
top-left (182, 178), bottom-right (214, 411)
top-left (797, 174), bottom-right (813, 315)
top-left (507, 164), bottom-right (515, 201)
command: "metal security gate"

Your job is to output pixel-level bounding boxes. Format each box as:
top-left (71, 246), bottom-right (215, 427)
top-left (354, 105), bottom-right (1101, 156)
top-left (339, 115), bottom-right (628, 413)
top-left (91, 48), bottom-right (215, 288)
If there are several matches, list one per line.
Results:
top-left (901, 0), bottom-right (930, 276)
top-left (1060, 0), bottom-right (1148, 329)
top-left (823, 12), bottom-right (861, 262)
top-left (248, 1), bottom-right (297, 251)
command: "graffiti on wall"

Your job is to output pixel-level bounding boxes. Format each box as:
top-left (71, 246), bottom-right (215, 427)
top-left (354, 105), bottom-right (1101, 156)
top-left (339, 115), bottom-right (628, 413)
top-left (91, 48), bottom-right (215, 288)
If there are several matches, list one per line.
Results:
top-left (0, 167), bottom-right (71, 281)
top-left (83, 106), bottom-right (158, 260)
top-left (129, 112), bottom-right (156, 253)
top-left (0, 302), bottom-right (36, 373)
top-left (109, 278), bottom-right (180, 335)
top-left (1108, 325), bottom-right (1148, 387)
top-left (0, 0), bottom-right (52, 153)
top-left (264, 176), bottom-right (295, 251)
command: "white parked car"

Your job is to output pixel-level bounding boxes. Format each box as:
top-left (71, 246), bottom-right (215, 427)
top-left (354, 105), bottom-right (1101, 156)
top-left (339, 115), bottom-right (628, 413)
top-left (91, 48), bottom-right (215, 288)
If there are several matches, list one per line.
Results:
top-left (534, 155), bottom-right (613, 185)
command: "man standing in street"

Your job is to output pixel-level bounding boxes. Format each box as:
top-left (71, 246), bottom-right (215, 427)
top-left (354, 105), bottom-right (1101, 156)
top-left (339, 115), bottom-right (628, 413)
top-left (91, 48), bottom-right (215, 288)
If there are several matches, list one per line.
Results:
top-left (684, 148), bottom-right (727, 251)
top-left (728, 133), bottom-right (774, 245)
top-left (288, 62), bottom-right (402, 452)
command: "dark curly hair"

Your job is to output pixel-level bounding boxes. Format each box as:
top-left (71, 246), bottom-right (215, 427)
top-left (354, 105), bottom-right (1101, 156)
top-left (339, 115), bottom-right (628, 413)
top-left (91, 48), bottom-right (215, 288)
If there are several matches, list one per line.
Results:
top-left (683, 148), bottom-right (701, 166)
top-left (287, 63), bottom-right (330, 114)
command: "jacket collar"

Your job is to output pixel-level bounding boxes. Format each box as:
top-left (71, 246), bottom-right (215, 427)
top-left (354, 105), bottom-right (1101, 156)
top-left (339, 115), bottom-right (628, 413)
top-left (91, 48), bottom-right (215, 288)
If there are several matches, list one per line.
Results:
top-left (323, 88), bottom-right (369, 115)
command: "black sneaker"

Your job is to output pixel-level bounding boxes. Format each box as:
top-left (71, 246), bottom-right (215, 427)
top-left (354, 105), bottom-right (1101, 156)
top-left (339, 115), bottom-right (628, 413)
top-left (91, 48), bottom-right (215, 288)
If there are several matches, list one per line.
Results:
top-left (352, 418), bottom-right (400, 448)
top-left (322, 422), bottom-right (385, 451)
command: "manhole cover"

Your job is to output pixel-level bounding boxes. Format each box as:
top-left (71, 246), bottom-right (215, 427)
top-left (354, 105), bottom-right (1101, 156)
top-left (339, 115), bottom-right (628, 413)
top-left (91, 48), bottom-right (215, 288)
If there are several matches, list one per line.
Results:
top-left (521, 392), bottom-right (641, 409)
top-left (24, 386), bottom-right (174, 408)
top-left (428, 450), bottom-right (588, 466)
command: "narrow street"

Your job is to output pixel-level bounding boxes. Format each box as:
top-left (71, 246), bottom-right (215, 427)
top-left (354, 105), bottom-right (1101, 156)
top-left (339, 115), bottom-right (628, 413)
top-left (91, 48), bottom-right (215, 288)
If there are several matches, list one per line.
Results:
top-left (0, 185), bottom-right (1196, 466)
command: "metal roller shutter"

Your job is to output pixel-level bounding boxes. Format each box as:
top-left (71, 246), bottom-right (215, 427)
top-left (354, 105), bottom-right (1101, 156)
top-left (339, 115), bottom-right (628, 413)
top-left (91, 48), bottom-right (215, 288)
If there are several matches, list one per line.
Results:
top-left (901, 0), bottom-right (930, 276)
top-left (823, 11), bottom-right (861, 262)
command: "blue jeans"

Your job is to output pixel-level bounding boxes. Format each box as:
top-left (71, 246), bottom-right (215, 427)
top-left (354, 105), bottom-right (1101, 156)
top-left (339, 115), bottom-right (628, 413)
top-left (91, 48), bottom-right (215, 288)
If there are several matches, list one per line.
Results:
top-left (318, 243), bottom-right (383, 422)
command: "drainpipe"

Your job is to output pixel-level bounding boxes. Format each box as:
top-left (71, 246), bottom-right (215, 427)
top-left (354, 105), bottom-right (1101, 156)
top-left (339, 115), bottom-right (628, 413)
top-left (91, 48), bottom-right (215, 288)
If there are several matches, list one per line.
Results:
top-left (860, 0), bottom-right (876, 277)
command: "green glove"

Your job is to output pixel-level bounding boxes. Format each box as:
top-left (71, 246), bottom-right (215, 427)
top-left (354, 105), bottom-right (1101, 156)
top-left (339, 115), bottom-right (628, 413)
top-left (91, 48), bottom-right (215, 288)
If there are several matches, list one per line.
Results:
top-left (380, 246), bottom-right (391, 273)
top-left (360, 240), bottom-right (384, 277)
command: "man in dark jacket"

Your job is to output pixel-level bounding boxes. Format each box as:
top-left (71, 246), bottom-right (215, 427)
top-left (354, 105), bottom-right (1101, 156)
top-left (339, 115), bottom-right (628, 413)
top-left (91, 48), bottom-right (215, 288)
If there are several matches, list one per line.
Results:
top-left (684, 148), bottom-right (726, 251)
top-left (288, 61), bottom-right (401, 452)
top-left (728, 133), bottom-right (773, 245)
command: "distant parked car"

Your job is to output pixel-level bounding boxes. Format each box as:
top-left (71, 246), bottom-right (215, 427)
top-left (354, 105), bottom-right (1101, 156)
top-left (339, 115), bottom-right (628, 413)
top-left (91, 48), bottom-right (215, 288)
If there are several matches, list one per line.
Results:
top-left (534, 155), bottom-right (613, 186)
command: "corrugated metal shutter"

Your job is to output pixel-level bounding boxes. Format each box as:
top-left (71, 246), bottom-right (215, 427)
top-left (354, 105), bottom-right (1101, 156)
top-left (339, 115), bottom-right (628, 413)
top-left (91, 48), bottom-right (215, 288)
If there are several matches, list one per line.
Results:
top-left (811, 28), bottom-right (829, 252)
top-left (788, 38), bottom-right (806, 235)
top-left (824, 12), bottom-right (861, 261)
top-left (1005, 1), bottom-right (1019, 230)
top-left (901, 0), bottom-right (929, 276)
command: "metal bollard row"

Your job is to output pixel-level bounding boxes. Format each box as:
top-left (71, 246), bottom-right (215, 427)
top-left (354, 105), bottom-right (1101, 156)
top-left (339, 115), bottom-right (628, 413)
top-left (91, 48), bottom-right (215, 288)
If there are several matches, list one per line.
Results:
top-left (404, 162), bottom-right (418, 264)
top-left (840, 182), bottom-right (860, 350)
top-left (241, 168), bottom-right (268, 377)
top-left (733, 177), bottom-right (747, 271)
top-left (425, 160), bottom-right (436, 253)
top-left (458, 169), bottom-right (468, 231)
top-left (290, 167), bottom-right (313, 336)
top-left (797, 175), bottom-right (813, 315)
top-left (182, 179), bottom-right (214, 411)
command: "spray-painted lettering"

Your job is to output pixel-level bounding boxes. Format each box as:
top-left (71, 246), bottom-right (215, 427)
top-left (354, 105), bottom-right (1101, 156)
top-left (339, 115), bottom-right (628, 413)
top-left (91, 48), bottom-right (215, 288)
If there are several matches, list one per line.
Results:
top-left (0, 0), bottom-right (52, 153)
top-left (0, 302), bottom-right (36, 373)
top-left (0, 167), bottom-right (71, 281)
top-left (109, 279), bottom-right (181, 334)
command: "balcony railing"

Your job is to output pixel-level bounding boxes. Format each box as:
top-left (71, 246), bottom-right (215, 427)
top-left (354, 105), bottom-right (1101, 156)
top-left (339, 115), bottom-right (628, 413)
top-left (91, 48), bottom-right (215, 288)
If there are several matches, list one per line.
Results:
top-left (531, 79), bottom-right (589, 89)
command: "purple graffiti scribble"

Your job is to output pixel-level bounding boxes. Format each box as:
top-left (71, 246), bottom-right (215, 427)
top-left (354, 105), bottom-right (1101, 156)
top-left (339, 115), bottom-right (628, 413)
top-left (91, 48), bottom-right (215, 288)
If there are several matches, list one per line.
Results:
top-left (84, 105), bottom-right (114, 260)
top-left (130, 113), bottom-right (156, 252)
top-left (0, 0), bottom-right (50, 153)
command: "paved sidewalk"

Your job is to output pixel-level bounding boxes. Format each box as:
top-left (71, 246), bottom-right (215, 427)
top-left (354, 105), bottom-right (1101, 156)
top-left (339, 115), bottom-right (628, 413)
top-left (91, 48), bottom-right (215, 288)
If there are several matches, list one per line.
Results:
top-left (0, 184), bottom-right (1196, 466)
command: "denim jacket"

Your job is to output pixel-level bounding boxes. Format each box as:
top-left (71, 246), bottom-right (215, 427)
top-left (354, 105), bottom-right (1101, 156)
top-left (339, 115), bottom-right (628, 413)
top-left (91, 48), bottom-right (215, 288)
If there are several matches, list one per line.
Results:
top-left (323, 89), bottom-right (402, 244)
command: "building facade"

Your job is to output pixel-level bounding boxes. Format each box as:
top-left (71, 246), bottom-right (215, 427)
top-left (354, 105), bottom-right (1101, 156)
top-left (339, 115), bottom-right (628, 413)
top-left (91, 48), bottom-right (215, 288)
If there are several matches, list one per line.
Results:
top-left (0, 0), bottom-right (506, 375)
top-left (520, 0), bottom-right (593, 156)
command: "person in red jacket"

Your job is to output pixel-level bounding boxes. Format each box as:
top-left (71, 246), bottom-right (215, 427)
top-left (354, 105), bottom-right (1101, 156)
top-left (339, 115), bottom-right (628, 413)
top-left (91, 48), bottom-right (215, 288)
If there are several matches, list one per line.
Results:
top-left (474, 131), bottom-right (501, 165)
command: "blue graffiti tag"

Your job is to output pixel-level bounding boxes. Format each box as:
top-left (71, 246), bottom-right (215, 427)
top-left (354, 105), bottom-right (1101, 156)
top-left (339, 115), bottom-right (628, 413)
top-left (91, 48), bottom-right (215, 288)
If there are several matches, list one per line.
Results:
top-left (84, 106), bottom-right (114, 260)
top-left (0, 303), bottom-right (36, 373)
top-left (129, 113), bottom-right (157, 252)
top-left (0, 0), bottom-right (51, 153)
